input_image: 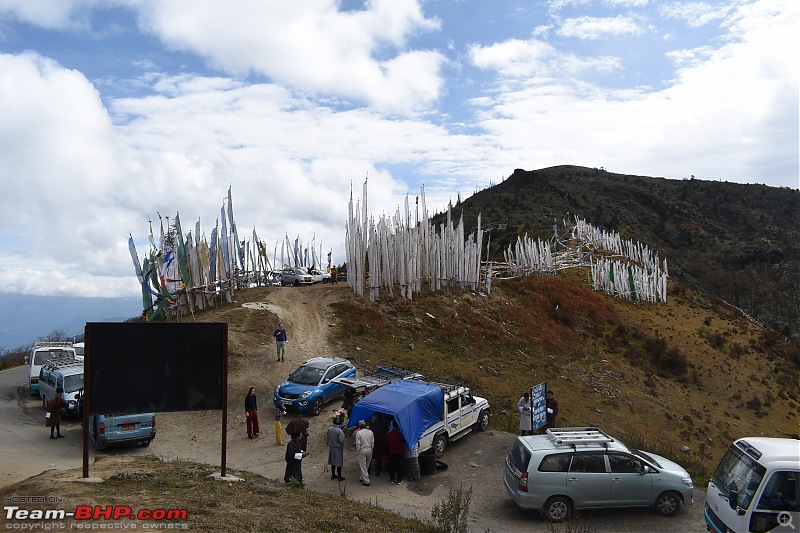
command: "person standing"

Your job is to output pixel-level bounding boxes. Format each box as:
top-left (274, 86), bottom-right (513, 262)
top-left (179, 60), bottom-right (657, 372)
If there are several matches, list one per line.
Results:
top-left (518, 392), bottom-right (532, 436)
top-left (369, 413), bottom-right (387, 477)
top-left (330, 266), bottom-right (338, 284)
top-left (384, 421), bottom-right (404, 485)
top-left (46, 387), bottom-right (68, 439)
top-left (546, 390), bottom-right (559, 429)
top-left (326, 416), bottom-right (346, 481)
top-left (286, 412), bottom-right (309, 452)
top-left (355, 420), bottom-right (374, 486)
top-left (284, 432), bottom-right (308, 484)
top-left (273, 322), bottom-right (288, 362)
top-left (273, 397), bottom-right (286, 446)
top-left (245, 387), bottom-right (260, 438)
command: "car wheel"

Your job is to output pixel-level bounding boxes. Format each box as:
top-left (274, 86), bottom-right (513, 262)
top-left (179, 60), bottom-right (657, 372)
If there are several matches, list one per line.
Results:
top-left (281, 281), bottom-right (286, 286)
top-left (311, 398), bottom-right (324, 416)
top-left (293, 279), bottom-right (300, 286)
top-left (476, 409), bottom-right (490, 431)
top-left (142, 440), bottom-right (151, 447)
top-left (433, 433), bottom-right (447, 458)
top-left (543, 496), bottom-right (572, 522)
top-left (654, 491), bottom-right (681, 516)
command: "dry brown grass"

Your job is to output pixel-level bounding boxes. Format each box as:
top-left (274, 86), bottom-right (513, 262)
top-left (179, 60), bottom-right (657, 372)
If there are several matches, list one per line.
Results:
top-left (329, 271), bottom-right (800, 485)
top-left (0, 455), bottom-right (435, 532)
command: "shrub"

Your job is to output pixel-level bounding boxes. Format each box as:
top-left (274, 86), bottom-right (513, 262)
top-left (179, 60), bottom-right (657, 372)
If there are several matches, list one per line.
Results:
top-left (430, 484), bottom-right (472, 533)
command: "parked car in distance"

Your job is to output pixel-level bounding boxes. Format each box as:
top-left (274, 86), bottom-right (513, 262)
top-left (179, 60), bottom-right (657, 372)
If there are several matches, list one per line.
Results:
top-left (38, 358), bottom-right (83, 417)
top-left (88, 412), bottom-right (156, 450)
top-left (308, 268), bottom-right (331, 283)
top-left (28, 342), bottom-right (76, 395)
top-left (280, 267), bottom-right (313, 286)
top-left (274, 357), bottom-right (356, 415)
top-left (504, 427), bottom-right (694, 522)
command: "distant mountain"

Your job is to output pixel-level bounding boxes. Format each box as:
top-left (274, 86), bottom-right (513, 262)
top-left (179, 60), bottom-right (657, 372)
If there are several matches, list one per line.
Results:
top-left (433, 165), bottom-right (800, 339)
top-left (0, 293), bottom-right (140, 350)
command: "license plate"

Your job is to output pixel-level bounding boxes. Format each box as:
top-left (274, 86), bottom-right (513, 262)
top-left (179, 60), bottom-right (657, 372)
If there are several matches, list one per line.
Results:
top-left (122, 423), bottom-right (135, 431)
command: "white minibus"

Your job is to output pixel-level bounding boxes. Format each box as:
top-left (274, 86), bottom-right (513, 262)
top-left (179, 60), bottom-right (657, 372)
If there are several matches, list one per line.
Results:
top-left (28, 342), bottom-right (76, 394)
top-left (705, 437), bottom-right (799, 533)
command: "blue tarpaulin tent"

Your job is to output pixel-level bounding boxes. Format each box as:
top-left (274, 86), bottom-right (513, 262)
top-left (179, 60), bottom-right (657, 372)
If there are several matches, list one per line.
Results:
top-left (347, 380), bottom-right (443, 449)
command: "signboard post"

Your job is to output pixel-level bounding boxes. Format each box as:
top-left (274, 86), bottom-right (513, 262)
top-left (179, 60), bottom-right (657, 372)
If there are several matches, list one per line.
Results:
top-left (531, 381), bottom-right (547, 432)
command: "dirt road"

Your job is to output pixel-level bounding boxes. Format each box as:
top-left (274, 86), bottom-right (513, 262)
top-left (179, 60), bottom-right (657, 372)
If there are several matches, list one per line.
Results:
top-left (1, 284), bottom-right (706, 532)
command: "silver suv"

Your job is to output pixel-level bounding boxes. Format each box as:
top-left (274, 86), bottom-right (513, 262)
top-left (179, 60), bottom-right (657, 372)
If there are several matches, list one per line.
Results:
top-left (503, 427), bottom-right (694, 522)
top-left (280, 267), bottom-right (313, 286)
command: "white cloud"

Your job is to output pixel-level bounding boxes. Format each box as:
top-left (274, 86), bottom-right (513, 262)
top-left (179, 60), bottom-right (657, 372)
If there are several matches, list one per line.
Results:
top-left (470, 38), bottom-right (621, 79)
top-left (558, 15), bottom-right (647, 39)
top-left (603, 0), bottom-right (648, 6)
top-left (658, 1), bottom-right (733, 28)
top-left (128, 0), bottom-right (445, 113)
top-left (0, 0), bottom-right (97, 29)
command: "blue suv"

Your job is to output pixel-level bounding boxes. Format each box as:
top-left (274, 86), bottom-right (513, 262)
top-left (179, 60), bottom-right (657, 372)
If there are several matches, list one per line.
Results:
top-left (275, 357), bottom-right (356, 415)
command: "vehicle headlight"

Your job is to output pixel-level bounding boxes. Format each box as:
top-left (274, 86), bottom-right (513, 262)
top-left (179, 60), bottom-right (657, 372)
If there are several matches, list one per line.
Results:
top-left (681, 478), bottom-right (693, 488)
top-left (300, 391), bottom-right (313, 398)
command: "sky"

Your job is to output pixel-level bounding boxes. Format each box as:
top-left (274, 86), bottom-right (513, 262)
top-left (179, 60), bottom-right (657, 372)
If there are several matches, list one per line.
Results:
top-left (0, 0), bottom-right (797, 303)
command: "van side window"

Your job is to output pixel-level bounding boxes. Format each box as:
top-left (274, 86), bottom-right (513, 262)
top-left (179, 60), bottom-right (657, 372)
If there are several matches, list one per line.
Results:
top-left (570, 453), bottom-right (606, 473)
top-left (539, 453), bottom-right (572, 472)
top-left (757, 471), bottom-right (800, 512)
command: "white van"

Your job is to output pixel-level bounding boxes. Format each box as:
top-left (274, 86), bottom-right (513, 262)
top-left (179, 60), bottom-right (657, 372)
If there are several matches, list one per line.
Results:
top-left (73, 342), bottom-right (85, 361)
top-left (705, 437), bottom-right (799, 533)
top-left (38, 358), bottom-right (83, 417)
top-left (28, 342), bottom-right (76, 395)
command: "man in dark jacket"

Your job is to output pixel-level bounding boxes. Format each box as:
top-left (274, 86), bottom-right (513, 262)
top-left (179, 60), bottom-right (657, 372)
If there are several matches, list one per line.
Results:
top-left (546, 390), bottom-right (559, 429)
top-left (286, 412), bottom-right (309, 451)
top-left (284, 432), bottom-right (307, 484)
top-left (273, 322), bottom-right (288, 361)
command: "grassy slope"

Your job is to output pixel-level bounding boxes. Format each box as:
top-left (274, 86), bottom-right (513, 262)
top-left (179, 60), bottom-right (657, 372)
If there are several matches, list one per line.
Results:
top-left (329, 270), bottom-right (799, 483)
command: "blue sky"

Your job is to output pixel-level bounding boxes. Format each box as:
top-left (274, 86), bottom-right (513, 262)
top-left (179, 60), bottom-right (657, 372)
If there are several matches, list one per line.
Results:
top-left (0, 0), bottom-right (797, 300)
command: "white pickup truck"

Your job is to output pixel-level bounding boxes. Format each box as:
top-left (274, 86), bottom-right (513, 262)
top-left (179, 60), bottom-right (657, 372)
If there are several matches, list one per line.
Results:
top-left (348, 378), bottom-right (490, 458)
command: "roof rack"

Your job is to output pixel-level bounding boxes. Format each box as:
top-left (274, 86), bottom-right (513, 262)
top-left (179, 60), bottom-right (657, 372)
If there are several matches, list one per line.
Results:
top-left (42, 357), bottom-right (83, 371)
top-left (33, 342), bottom-right (73, 348)
top-left (413, 378), bottom-right (468, 396)
top-left (546, 427), bottom-right (614, 447)
top-left (363, 366), bottom-right (421, 381)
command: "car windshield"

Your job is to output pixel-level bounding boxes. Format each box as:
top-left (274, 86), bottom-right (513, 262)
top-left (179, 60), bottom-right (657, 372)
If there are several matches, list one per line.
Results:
top-left (632, 449), bottom-right (662, 469)
top-left (64, 374), bottom-right (84, 393)
top-left (712, 443), bottom-right (766, 510)
top-left (616, 437), bottom-right (663, 468)
top-left (289, 364), bottom-right (326, 385)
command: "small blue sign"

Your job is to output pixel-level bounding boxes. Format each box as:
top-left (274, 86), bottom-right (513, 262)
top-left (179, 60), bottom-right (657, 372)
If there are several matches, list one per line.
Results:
top-left (531, 382), bottom-right (547, 430)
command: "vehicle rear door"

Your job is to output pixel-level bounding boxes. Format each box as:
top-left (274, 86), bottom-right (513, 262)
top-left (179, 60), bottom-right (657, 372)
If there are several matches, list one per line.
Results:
top-left (608, 452), bottom-right (653, 506)
top-left (567, 452), bottom-right (611, 508)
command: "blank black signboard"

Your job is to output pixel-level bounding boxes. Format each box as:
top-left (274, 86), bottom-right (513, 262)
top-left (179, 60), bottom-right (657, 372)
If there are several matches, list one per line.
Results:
top-left (86, 322), bottom-right (226, 415)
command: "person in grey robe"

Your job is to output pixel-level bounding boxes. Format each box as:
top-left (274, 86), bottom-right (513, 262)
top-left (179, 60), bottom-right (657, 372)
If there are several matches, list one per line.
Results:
top-left (326, 416), bottom-right (346, 481)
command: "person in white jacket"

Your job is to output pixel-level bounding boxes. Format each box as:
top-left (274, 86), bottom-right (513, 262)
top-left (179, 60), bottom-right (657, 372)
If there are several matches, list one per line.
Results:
top-left (518, 392), bottom-right (532, 436)
top-left (355, 420), bottom-right (374, 486)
